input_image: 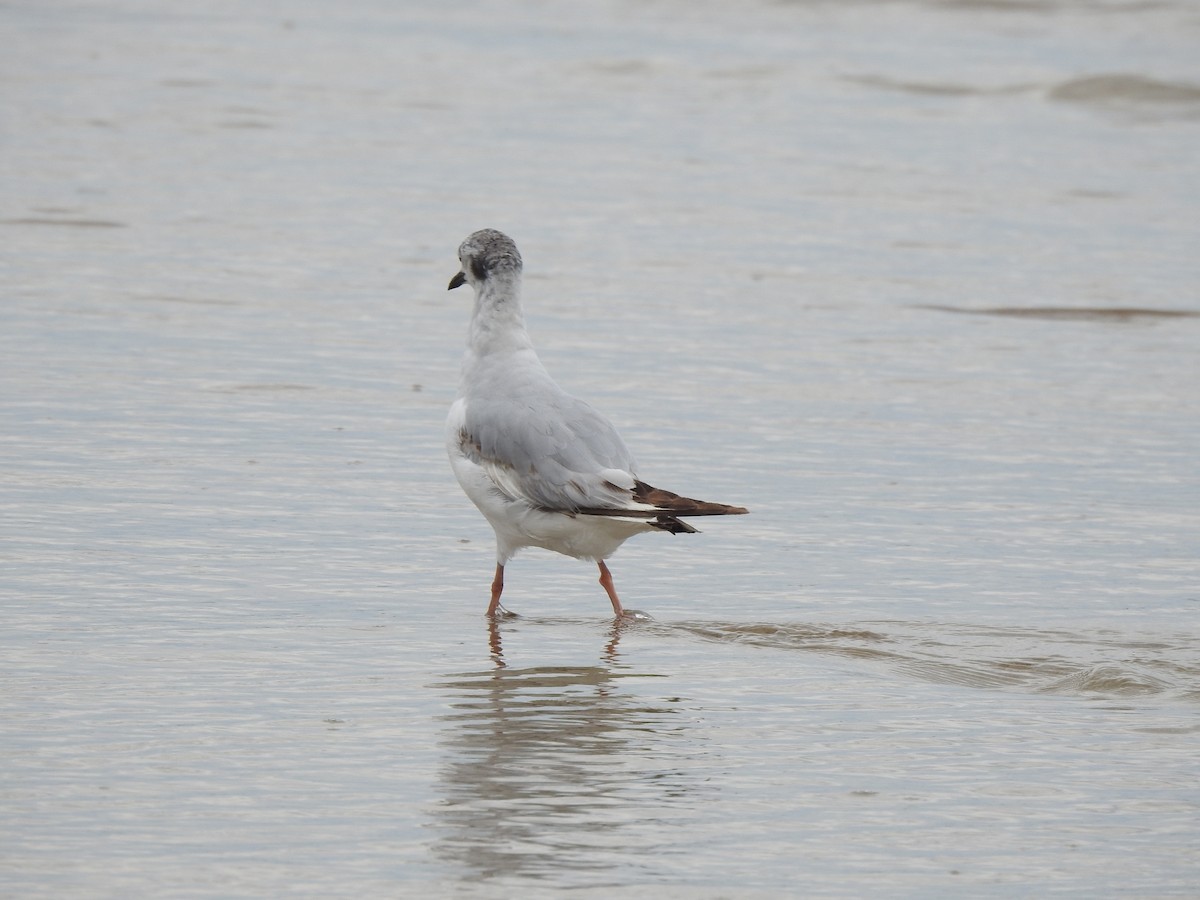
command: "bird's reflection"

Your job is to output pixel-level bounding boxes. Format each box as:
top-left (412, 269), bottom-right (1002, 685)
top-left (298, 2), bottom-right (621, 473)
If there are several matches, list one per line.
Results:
top-left (486, 615), bottom-right (630, 669)
top-left (431, 617), bottom-right (700, 883)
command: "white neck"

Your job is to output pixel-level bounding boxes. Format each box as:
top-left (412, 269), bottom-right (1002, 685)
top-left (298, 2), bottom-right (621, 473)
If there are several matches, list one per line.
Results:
top-left (467, 272), bottom-right (534, 357)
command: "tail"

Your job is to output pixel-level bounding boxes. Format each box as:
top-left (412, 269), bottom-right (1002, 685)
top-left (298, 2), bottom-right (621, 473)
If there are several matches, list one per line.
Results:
top-left (577, 480), bottom-right (748, 534)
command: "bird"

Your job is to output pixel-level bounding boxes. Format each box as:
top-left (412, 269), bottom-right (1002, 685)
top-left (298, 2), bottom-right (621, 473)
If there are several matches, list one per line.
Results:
top-left (445, 228), bottom-right (747, 619)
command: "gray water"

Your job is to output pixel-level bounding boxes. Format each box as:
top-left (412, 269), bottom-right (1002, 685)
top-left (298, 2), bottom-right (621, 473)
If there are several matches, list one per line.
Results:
top-left (3, 0), bottom-right (1199, 896)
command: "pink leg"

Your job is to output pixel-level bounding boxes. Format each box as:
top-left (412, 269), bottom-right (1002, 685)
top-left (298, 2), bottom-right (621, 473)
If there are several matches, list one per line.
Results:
top-left (486, 563), bottom-right (505, 617)
top-left (597, 561), bottom-right (625, 617)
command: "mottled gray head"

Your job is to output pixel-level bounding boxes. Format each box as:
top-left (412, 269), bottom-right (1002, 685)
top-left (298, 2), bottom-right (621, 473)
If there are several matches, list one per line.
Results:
top-left (448, 228), bottom-right (523, 291)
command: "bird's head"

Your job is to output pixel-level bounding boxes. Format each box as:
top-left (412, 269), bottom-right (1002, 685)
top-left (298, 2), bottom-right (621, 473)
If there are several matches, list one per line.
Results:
top-left (449, 228), bottom-right (523, 291)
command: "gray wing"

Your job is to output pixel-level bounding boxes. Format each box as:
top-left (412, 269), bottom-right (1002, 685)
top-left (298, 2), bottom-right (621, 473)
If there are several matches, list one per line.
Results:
top-left (460, 365), bottom-right (639, 512)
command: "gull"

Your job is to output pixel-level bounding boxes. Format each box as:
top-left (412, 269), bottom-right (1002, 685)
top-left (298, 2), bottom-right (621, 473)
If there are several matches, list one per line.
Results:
top-left (445, 229), bottom-right (747, 619)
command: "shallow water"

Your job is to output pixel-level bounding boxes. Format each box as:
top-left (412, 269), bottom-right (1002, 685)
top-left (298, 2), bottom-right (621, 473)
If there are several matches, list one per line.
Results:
top-left (3, 0), bottom-right (1199, 896)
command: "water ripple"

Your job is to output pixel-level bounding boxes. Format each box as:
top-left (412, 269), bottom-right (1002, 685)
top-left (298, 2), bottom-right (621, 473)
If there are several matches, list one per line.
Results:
top-left (656, 619), bottom-right (1200, 702)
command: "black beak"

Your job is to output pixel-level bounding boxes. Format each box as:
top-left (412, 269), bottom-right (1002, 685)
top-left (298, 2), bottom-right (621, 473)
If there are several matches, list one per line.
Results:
top-left (448, 271), bottom-right (466, 291)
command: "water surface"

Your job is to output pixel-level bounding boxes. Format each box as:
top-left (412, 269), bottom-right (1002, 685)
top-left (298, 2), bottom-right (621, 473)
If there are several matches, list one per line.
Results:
top-left (3, 0), bottom-right (1198, 896)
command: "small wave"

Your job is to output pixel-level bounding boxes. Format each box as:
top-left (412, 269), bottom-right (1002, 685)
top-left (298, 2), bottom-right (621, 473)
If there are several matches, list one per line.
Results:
top-left (1048, 73), bottom-right (1200, 120)
top-left (1049, 73), bottom-right (1200, 107)
top-left (664, 619), bottom-right (1199, 702)
top-left (1037, 664), bottom-right (1175, 697)
top-left (1, 217), bottom-right (127, 228)
top-left (844, 73), bottom-right (1034, 97)
top-left (917, 303), bottom-right (1199, 322)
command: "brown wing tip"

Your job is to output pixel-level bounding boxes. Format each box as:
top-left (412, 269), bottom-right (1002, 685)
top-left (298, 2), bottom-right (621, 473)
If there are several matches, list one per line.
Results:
top-left (634, 481), bottom-right (748, 517)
